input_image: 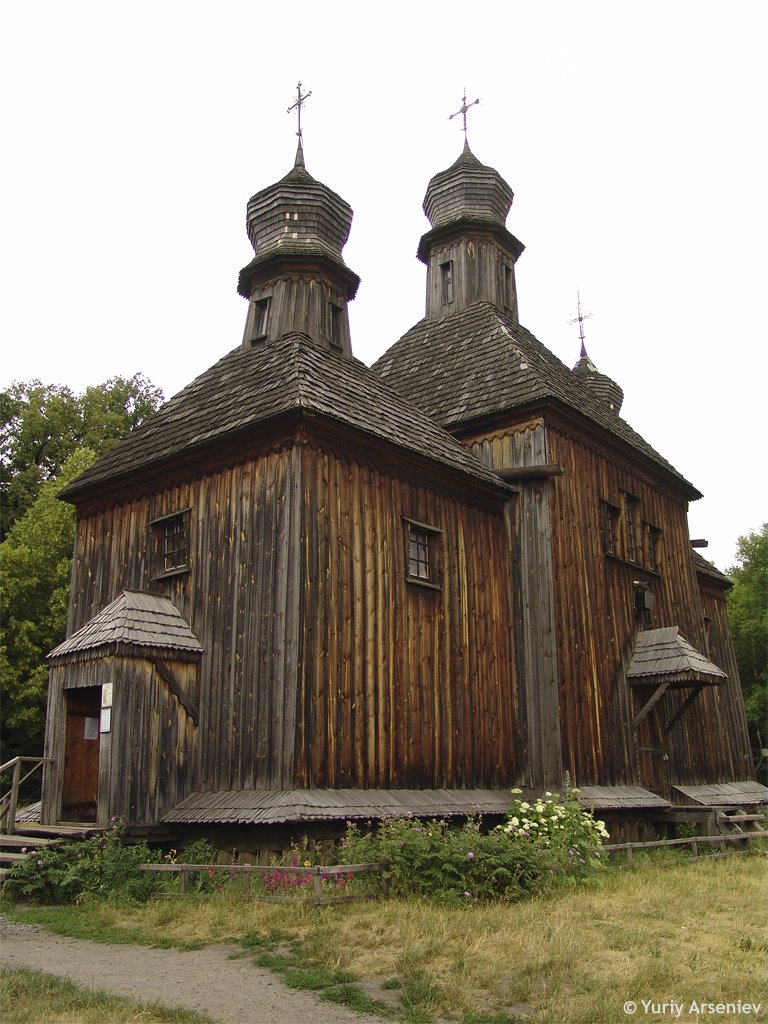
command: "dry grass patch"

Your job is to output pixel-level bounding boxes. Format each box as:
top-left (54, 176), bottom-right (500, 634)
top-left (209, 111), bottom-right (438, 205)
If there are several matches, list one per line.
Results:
top-left (0, 967), bottom-right (213, 1024)
top-left (8, 855), bottom-right (768, 1022)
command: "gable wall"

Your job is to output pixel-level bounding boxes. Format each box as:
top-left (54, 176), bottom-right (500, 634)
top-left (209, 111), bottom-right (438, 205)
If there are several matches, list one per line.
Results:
top-left (64, 436), bottom-right (519, 817)
top-left (296, 441), bottom-right (519, 789)
top-left (546, 421), bottom-right (752, 787)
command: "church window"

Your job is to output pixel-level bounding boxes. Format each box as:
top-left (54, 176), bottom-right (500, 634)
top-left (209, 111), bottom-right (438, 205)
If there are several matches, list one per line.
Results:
top-left (600, 501), bottom-right (620, 556)
top-left (644, 522), bottom-right (662, 573)
top-left (328, 302), bottom-right (342, 350)
top-left (150, 510), bottom-right (190, 579)
top-left (403, 517), bottom-right (442, 589)
top-left (440, 261), bottom-right (454, 304)
top-left (622, 492), bottom-right (639, 563)
top-left (503, 265), bottom-right (514, 311)
top-left (251, 297), bottom-right (270, 341)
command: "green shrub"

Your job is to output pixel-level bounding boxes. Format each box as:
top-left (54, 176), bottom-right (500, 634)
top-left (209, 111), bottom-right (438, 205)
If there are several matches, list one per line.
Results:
top-left (4, 819), bottom-right (163, 904)
top-left (338, 784), bottom-right (609, 903)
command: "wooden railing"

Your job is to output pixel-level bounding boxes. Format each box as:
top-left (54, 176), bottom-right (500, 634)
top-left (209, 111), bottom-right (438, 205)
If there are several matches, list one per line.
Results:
top-left (0, 757), bottom-right (53, 835)
top-left (603, 830), bottom-right (768, 865)
top-left (139, 861), bottom-right (387, 905)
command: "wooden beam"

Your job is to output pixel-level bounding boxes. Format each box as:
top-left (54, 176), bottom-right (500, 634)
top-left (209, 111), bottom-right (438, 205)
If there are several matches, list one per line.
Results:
top-left (664, 686), bottom-right (704, 734)
top-left (496, 464), bottom-right (565, 483)
top-left (631, 681), bottom-right (670, 731)
top-left (152, 659), bottom-right (199, 725)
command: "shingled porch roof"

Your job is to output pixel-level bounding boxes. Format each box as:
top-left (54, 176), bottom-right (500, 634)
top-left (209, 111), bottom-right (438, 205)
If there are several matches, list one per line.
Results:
top-left (49, 590), bottom-right (203, 660)
top-left (626, 626), bottom-right (726, 687)
top-left (373, 302), bottom-right (700, 498)
top-left (60, 334), bottom-right (511, 502)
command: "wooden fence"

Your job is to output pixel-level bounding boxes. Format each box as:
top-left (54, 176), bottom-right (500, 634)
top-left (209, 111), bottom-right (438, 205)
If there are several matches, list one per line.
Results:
top-left (139, 861), bottom-right (387, 905)
top-left (602, 830), bottom-right (768, 865)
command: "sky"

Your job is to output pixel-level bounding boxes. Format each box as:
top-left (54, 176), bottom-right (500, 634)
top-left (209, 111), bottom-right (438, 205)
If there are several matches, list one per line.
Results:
top-left (1, 0), bottom-right (765, 570)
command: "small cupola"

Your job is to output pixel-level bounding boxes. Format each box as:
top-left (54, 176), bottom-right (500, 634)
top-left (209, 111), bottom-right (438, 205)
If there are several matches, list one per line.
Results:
top-left (418, 140), bottom-right (525, 322)
top-left (573, 343), bottom-right (624, 416)
top-left (238, 85), bottom-right (359, 357)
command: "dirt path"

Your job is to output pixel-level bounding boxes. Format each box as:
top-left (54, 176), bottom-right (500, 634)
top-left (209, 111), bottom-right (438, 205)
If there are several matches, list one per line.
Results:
top-left (0, 916), bottom-right (390, 1024)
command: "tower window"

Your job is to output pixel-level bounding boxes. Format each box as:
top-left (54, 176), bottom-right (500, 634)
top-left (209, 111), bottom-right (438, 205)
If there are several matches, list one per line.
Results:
top-left (403, 517), bottom-right (442, 590)
top-left (150, 510), bottom-right (191, 579)
top-left (440, 261), bottom-right (454, 305)
top-left (328, 302), bottom-right (342, 350)
top-left (503, 265), bottom-right (515, 311)
top-left (252, 297), bottom-right (270, 341)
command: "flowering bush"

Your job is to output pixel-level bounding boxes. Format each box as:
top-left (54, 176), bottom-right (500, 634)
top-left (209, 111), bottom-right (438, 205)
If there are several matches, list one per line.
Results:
top-left (497, 782), bottom-right (610, 874)
top-left (338, 784), bottom-right (609, 904)
top-left (4, 818), bottom-right (163, 904)
top-left (339, 814), bottom-right (543, 903)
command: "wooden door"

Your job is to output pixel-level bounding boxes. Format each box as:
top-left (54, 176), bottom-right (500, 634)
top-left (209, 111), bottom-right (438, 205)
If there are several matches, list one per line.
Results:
top-left (62, 688), bottom-right (101, 821)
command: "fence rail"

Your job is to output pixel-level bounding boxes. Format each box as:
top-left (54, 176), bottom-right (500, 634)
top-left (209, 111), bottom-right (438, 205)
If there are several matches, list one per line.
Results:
top-left (0, 757), bottom-right (53, 835)
top-left (602, 830), bottom-right (768, 864)
top-left (139, 861), bottom-right (387, 905)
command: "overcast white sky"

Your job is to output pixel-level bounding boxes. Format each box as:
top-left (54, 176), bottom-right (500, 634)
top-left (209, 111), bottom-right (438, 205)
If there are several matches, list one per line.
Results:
top-left (1, 1), bottom-right (765, 570)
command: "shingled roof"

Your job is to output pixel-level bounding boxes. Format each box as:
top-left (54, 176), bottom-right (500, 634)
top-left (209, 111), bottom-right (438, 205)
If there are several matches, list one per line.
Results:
top-left (60, 334), bottom-right (511, 502)
top-left (49, 590), bottom-right (203, 660)
top-left (373, 302), bottom-right (700, 497)
top-left (164, 787), bottom-right (515, 825)
top-left (626, 626), bottom-right (726, 686)
top-left (692, 549), bottom-right (732, 587)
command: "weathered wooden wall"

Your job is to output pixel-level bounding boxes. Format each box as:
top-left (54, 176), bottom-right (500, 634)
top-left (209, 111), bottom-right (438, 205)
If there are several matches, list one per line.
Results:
top-left (43, 654), bottom-right (198, 825)
top-left (462, 412), bottom-right (754, 795)
top-left (545, 417), bottom-right (750, 788)
top-left (425, 235), bottom-right (519, 320)
top-left (465, 418), bottom-right (562, 788)
top-left (696, 578), bottom-right (754, 779)
top-left (61, 431), bottom-right (518, 821)
top-left (296, 440), bottom-right (518, 789)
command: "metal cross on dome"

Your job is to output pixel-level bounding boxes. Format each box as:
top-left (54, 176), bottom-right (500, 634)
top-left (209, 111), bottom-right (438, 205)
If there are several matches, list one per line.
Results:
top-left (570, 290), bottom-right (593, 357)
top-left (287, 81), bottom-right (312, 143)
top-left (449, 89), bottom-right (480, 144)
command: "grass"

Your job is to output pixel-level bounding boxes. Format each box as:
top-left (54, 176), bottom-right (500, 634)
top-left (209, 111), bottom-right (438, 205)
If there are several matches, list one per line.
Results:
top-left (5, 854), bottom-right (768, 1023)
top-left (0, 966), bottom-right (214, 1024)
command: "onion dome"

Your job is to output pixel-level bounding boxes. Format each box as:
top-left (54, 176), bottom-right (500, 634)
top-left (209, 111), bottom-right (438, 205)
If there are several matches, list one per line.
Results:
top-left (238, 146), bottom-right (359, 300)
top-left (573, 344), bottom-right (624, 416)
top-left (422, 143), bottom-right (515, 231)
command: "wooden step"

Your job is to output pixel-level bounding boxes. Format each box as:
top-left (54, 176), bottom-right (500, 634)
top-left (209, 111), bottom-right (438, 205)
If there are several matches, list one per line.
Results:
top-left (10, 823), bottom-right (102, 839)
top-left (0, 834), bottom-right (62, 849)
top-left (0, 851), bottom-right (29, 865)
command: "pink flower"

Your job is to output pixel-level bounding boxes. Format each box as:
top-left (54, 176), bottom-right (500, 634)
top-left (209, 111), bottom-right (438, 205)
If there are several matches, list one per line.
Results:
top-left (36, 860), bottom-right (43, 867)
top-left (466, 851), bottom-right (475, 860)
top-left (20, 847), bottom-right (27, 854)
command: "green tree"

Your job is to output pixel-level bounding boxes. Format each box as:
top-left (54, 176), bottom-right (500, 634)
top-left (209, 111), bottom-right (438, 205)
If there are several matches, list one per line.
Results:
top-left (726, 524), bottom-right (768, 780)
top-left (0, 375), bottom-right (163, 763)
top-left (0, 449), bottom-right (95, 761)
top-left (0, 374), bottom-right (163, 540)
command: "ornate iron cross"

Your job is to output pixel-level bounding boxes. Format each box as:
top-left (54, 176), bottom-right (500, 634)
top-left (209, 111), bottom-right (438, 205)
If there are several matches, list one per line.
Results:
top-left (569, 290), bottom-right (593, 357)
top-left (287, 81), bottom-right (312, 142)
top-left (449, 89), bottom-right (480, 144)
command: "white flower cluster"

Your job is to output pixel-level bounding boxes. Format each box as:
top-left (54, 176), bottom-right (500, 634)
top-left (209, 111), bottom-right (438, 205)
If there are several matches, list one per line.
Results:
top-left (499, 789), bottom-right (610, 849)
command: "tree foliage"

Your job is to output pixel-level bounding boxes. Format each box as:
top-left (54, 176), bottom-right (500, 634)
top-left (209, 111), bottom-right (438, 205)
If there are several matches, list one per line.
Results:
top-left (726, 524), bottom-right (768, 776)
top-left (0, 374), bottom-right (163, 540)
top-left (0, 376), bottom-right (163, 762)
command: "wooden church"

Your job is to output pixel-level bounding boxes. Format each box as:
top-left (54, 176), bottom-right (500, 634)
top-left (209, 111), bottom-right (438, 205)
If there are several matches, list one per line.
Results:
top-left (41, 98), bottom-right (764, 845)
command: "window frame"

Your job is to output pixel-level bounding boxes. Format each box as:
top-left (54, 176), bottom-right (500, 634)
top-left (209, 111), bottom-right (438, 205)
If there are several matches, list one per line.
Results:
top-left (402, 516), bottom-right (442, 591)
top-left (149, 508), bottom-right (191, 580)
top-left (439, 260), bottom-right (454, 305)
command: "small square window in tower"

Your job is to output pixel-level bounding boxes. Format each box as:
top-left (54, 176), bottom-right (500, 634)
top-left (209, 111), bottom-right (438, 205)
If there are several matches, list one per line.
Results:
top-left (150, 510), bottom-right (190, 579)
top-left (440, 261), bottom-right (454, 305)
top-left (404, 518), bottom-right (442, 589)
top-left (251, 297), bottom-right (271, 342)
top-left (328, 302), bottom-right (342, 350)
